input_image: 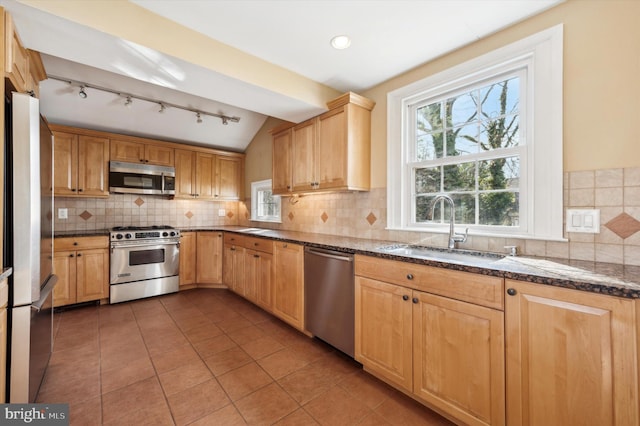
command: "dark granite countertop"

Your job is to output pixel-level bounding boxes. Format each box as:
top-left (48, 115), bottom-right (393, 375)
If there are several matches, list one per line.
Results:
top-left (54, 229), bottom-right (110, 238)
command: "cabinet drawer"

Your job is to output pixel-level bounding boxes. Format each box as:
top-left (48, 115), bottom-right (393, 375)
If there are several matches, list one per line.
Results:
top-left (54, 236), bottom-right (109, 251)
top-left (243, 236), bottom-right (274, 254)
top-left (355, 255), bottom-right (503, 310)
top-left (224, 233), bottom-right (246, 247)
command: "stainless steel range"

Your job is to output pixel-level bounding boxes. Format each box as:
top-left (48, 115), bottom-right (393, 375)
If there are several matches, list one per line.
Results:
top-left (109, 225), bottom-right (180, 304)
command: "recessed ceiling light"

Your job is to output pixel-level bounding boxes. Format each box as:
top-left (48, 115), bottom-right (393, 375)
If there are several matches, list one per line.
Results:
top-left (331, 35), bottom-right (351, 50)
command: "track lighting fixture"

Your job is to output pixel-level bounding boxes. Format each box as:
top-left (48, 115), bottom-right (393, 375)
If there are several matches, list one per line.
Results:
top-left (48, 75), bottom-right (241, 125)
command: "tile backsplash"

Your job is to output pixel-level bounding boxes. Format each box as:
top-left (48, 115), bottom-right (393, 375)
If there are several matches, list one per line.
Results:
top-left (56, 166), bottom-right (640, 267)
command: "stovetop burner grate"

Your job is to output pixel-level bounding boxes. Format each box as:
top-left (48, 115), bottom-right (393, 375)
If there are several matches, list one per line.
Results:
top-left (111, 225), bottom-right (174, 231)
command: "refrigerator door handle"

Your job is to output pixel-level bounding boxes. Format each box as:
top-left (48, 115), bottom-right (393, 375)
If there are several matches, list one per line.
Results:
top-left (31, 274), bottom-right (57, 312)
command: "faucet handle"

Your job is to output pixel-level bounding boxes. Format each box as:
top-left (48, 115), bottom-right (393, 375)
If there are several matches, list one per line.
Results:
top-left (453, 227), bottom-right (468, 243)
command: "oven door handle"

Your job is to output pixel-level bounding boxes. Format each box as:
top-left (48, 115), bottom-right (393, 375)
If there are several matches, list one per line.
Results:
top-left (110, 241), bottom-right (180, 252)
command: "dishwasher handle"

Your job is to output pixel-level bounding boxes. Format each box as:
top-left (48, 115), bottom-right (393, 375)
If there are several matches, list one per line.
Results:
top-left (305, 247), bottom-right (354, 262)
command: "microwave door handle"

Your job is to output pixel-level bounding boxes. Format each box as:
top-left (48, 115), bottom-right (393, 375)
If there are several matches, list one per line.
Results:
top-left (161, 172), bottom-right (165, 194)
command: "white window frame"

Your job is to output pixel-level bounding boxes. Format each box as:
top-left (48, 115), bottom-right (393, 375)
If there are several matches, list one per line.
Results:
top-left (387, 25), bottom-right (564, 241)
top-left (250, 179), bottom-right (281, 223)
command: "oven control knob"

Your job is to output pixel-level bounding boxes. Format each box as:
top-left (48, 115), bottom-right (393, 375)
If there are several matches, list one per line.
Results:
top-left (162, 232), bottom-right (168, 237)
top-left (115, 234), bottom-right (123, 240)
top-left (125, 233), bottom-right (133, 239)
top-left (170, 231), bottom-right (176, 237)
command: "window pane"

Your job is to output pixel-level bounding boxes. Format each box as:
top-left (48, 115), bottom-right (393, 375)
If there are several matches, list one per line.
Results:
top-left (415, 195), bottom-right (433, 223)
top-left (417, 103), bottom-right (442, 132)
top-left (446, 92), bottom-right (477, 126)
top-left (479, 114), bottom-right (520, 149)
top-left (446, 123), bottom-right (479, 157)
top-left (480, 77), bottom-right (519, 119)
top-left (416, 132), bottom-right (443, 161)
top-left (430, 194), bottom-right (476, 225)
top-left (479, 192), bottom-right (519, 225)
top-left (415, 167), bottom-right (440, 194)
top-left (443, 163), bottom-right (474, 192)
top-left (478, 157), bottom-right (519, 190)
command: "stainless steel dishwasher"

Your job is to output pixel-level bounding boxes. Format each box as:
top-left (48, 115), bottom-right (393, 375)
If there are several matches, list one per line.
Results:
top-left (304, 247), bottom-right (355, 357)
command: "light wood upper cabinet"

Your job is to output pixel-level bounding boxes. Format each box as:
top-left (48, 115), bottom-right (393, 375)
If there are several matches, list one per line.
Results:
top-left (216, 155), bottom-right (243, 200)
top-left (4, 12), bottom-right (28, 93)
top-left (110, 139), bottom-right (174, 167)
top-left (195, 152), bottom-right (216, 199)
top-left (272, 92), bottom-right (374, 195)
top-left (26, 49), bottom-right (46, 98)
top-left (176, 149), bottom-right (243, 200)
top-left (271, 127), bottom-right (292, 194)
top-left (175, 149), bottom-right (197, 199)
top-left (179, 232), bottom-right (196, 287)
top-left (273, 242), bottom-right (304, 330)
top-left (196, 232), bottom-right (223, 284)
top-left (505, 279), bottom-right (638, 426)
top-left (53, 131), bottom-right (109, 197)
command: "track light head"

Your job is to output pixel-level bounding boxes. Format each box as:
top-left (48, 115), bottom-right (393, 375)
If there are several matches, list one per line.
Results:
top-left (124, 96), bottom-right (132, 108)
top-left (158, 103), bottom-right (166, 113)
top-left (222, 117), bottom-right (228, 125)
top-left (78, 86), bottom-right (87, 99)
top-left (196, 112), bottom-right (202, 124)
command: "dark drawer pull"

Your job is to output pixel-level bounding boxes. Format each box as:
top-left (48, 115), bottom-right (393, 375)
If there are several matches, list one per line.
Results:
top-left (254, 254), bottom-right (260, 258)
top-left (507, 288), bottom-right (517, 296)
top-left (406, 274), bottom-right (414, 280)
top-left (402, 295), bottom-right (409, 301)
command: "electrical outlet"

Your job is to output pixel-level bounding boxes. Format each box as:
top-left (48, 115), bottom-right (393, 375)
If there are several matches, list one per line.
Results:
top-left (58, 208), bottom-right (68, 219)
top-left (566, 209), bottom-right (600, 233)
top-left (218, 209), bottom-right (226, 217)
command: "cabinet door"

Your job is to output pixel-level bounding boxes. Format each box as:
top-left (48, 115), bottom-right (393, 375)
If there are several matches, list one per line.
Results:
top-left (76, 248), bottom-right (109, 303)
top-left (256, 252), bottom-right (274, 311)
top-left (196, 232), bottom-right (223, 284)
top-left (77, 136), bottom-right (109, 197)
top-left (223, 245), bottom-right (245, 295)
top-left (291, 119), bottom-right (316, 192)
top-left (5, 13), bottom-right (28, 92)
top-left (195, 152), bottom-right (216, 199)
top-left (110, 139), bottom-right (145, 163)
top-left (244, 249), bottom-right (260, 303)
top-left (272, 128), bottom-right (292, 194)
top-left (52, 251), bottom-right (77, 307)
top-left (216, 156), bottom-right (242, 200)
top-left (53, 132), bottom-right (78, 196)
top-left (317, 107), bottom-right (347, 190)
top-left (179, 232), bottom-right (197, 286)
top-left (413, 291), bottom-right (505, 426)
top-left (355, 276), bottom-right (413, 392)
top-left (175, 149), bottom-right (196, 199)
top-left (505, 280), bottom-right (638, 426)
top-left (145, 144), bottom-right (174, 167)
top-left (273, 242), bottom-right (304, 330)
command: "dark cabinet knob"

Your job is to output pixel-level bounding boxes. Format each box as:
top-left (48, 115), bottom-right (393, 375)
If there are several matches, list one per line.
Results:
top-left (78, 188), bottom-right (83, 192)
top-left (507, 288), bottom-right (517, 296)
top-left (77, 253), bottom-right (82, 257)
top-left (412, 298), bottom-right (419, 304)
top-left (254, 254), bottom-right (259, 258)
top-left (68, 254), bottom-right (74, 258)
top-left (406, 274), bottom-right (414, 280)
top-left (402, 295), bottom-right (409, 301)
top-left (71, 188), bottom-right (76, 192)
top-left (73, 242), bottom-right (78, 246)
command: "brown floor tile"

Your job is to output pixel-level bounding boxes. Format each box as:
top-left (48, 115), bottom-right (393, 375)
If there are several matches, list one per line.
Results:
top-left (338, 370), bottom-right (395, 409)
top-left (101, 355), bottom-right (156, 394)
top-left (69, 395), bottom-right (102, 426)
top-left (39, 354), bottom-right (99, 390)
top-left (205, 306), bottom-right (242, 323)
top-left (53, 328), bottom-right (99, 352)
top-left (103, 400), bottom-right (174, 426)
top-left (358, 412), bottom-right (393, 425)
top-left (375, 392), bottom-right (456, 426)
top-left (144, 329), bottom-right (190, 356)
top-left (238, 305), bottom-right (273, 324)
top-left (273, 408), bottom-right (319, 425)
top-left (188, 403), bottom-right (248, 426)
top-left (217, 315), bottom-right (254, 333)
top-left (49, 340), bottom-right (99, 365)
top-left (37, 371), bottom-right (101, 405)
top-left (151, 343), bottom-right (201, 374)
top-left (100, 341), bottom-right (149, 372)
top-left (217, 362), bottom-right (273, 401)
top-left (235, 382), bottom-right (299, 425)
top-left (203, 346), bottom-right (253, 376)
top-left (101, 377), bottom-right (167, 424)
top-left (257, 347), bottom-right (309, 380)
top-left (183, 322), bottom-right (224, 344)
top-left (277, 361), bottom-right (339, 405)
top-left (160, 293), bottom-right (196, 311)
top-left (193, 333), bottom-right (237, 358)
top-left (166, 379), bottom-right (230, 425)
top-left (98, 304), bottom-right (136, 325)
top-left (226, 324), bottom-right (267, 345)
top-left (303, 385), bottom-right (371, 425)
top-left (241, 335), bottom-right (284, 360)
top-left (158, 360), bottom-right (212, 396)
top-left (287, 338), bottom-right (335, 364)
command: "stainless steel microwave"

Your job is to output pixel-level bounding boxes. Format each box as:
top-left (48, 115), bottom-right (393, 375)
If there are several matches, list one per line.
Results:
top-left (109, 161), bottom-right (176, 195)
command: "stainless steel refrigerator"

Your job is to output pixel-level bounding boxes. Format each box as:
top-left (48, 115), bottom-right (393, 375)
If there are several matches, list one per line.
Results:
top-left (3, 92), bottom-right (57, 402)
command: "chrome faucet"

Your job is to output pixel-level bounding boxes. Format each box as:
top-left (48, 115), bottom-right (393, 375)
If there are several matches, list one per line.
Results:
top-left (431, 194), bottom-right (468, 250)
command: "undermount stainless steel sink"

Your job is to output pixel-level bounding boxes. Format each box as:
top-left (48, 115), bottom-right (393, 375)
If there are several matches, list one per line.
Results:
top-left (237, 228), bottom-right (271, 234)
top-left (376, 244), bottom-right (504, 264)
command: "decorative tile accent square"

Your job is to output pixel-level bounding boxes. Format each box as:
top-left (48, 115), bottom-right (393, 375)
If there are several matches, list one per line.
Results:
top-left (185, 211), bottom-right (194, 219)
top-left (366, 212), bottom-right (377, 225)
top-left (288, 212), bottom-right (294, 221)
top-left (604, 212), bottom-right (640, 239)
top-left (79, 210), bottom-right (93, 221)
top-left (227, 211), bottom-right (234, 218)
top-left (134, 197), bottom-right (145, 207)
top-left (321, 212), bottom-right (329, 223)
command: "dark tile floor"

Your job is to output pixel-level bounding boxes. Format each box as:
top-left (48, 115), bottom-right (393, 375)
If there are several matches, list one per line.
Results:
top-left (37, 288), bottom-right (454, 425)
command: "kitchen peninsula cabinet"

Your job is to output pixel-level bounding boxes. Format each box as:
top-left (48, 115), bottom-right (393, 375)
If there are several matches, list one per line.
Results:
top-left (273, 242), bottom-right (304, 331)
top-left (272, 92), bottom-right (375, 195)
top-left (196, 231), bottom-right (223, 285)
top-left (52, 129), bottom-right (109, 197)
top-left (179, 232), bottom-right (196, 287)
top-left (53, 236), bottom-right (109, 307)
top-left (110, 139), bottom-right (174, 167)
top-left (505, 279), bottom-right (638, 426)
top-left (355, 255), bottom-right (505, 426)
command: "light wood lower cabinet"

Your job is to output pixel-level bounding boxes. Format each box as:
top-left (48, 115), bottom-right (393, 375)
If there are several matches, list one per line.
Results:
top-left (223, 234), bottom-right (246, 296)
top-left (53, 236), bottom-right (109, 307)
top-left (355, 255), bottom-right (505, 426)
top-left (505, 279), bottom-right (638, 426)
top-left (196, 232), bottom-right (223, 284)
top-left (179, 232), bottom-right (196, 286)
top-left (273, 242), bottom-right (304, 331)
top-left (245, 246), bottom-right (274, 311)
top-left (0, 276), bottom-right (8, 402)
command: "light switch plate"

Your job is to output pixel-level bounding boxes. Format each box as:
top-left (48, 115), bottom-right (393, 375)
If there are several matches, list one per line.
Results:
top-left (58, 208), bottom-right (68, 219)
top-left (218, 209), bottom-right (226, 217)
top-left (566, 209), bottom-right (600, 233)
